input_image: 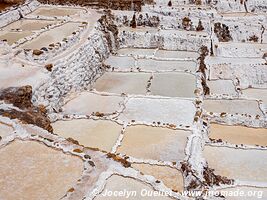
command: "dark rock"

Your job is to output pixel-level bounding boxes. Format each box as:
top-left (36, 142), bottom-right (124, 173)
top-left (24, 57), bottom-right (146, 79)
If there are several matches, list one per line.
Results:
top-left (40, 47), bottom-right (48, 51)
top-left (45, 63), bottom-right (53, 72)
top-left (32, 49), bottom-right (43, 56)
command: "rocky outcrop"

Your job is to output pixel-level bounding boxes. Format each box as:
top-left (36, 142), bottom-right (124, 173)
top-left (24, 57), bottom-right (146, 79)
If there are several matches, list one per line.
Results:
top-left (0, 86), bottom-right (53, 132)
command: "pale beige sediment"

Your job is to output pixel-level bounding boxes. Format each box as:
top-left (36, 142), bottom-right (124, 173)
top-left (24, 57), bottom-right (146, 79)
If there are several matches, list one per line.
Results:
top-left (104, 56), bottom-right (135, 70)
top-left (21, 22), bottom-right (81, 49)
top-left (209, 124), bottom-right (267, 146)
top-left (117, 125), bottom-right (190, 162)
top-left (242, 88), bottom-right (267, 104)
top-left (117, 48), bottom-right (156, 56)
top-left (119, 97), bottom-right (196, 126)
top-left (207, 80), bottom-right (237, 95)
top-left (94, 72), bottom-right (150, 95)
top-left (2, 19), bottom-right (57, 31)
top-left (63, 92), bottom-right (123, 115)
top-left (137, 59), bottom-right (196, 71)
top-left (0, 31), bottom-right (32, 45)
top-left (52, 119), bottom-right (122, 152)
top-left (132, 163), bottom-right (184, 192)
top-left (203, 99), bottom-right (263, 116)
top-left (204, 146), bottom-right (267, 183)
top-left (150, 72), bottom-right (196, 98)
top-left (0, 140), bottom-right (83, 200)
top-left (155, 50), bottom-right (199, 59)
top-left (30, 6), bottom-right (82, 17)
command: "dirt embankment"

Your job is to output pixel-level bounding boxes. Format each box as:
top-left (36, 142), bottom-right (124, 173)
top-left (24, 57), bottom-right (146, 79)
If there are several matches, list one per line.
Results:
top-left (0, 86), bottom-right (53, 132)
top-left (37, 0), bottom-right (153, 11)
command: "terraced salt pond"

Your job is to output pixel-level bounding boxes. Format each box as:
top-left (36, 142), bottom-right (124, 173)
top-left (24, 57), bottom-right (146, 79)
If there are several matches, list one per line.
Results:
top-left (215, 42), bottom-right (267, 58)
top-left (0, 140), bottom-right (83, 200)
top-left (105, 56), bottom-right (135, 70)
top-left (0, 19), bottom-right (60, 45)
top-left (203, 99), bottom-right (263, 116)
top-left (0, 31), bottom-right (32, 45)
top-left (94, 72), bottom-right (150, 95)
top-left (105, 56), bottom-right (197, 72)
top-left (20, 22), bottom-right (81, 49)
top-left (30, 6), bottom-right (84, 17)
top-left (117, 48), bottom-right (156, 56)
top-left (117, 125), bottom-right (190, 162)
top-left (2, 1), bottom-right (267, 198)
top-left (150, 72), bottom-right (196, 98)
top-left (94, 71), bottom-right (196, 97)
top-left (207, 79), bottom-right (237, 95)
top-left (137, 59), bottom-right (196, 72)
top-left (0, 62), bottom-right (47, 89)
top-left (52, 119), bottom-right (122, 151)
top-left (132, 164), bottom-right (184, 192)
top-left (1, 19), bottom-right (57, 31)
top-left (63, 92), bottom-right (124, 115)
top-left (209, 124), bottom-right (267, 146)
top-left (155, 50), bottom-right (199, 59)
top-left (116, 48), bottom-right (199, 59)
top-left (242, 88), bottom-right (267, 104)
top-left (204, 146), bottom-right (267, 183)
top-left (118, 98), bottom-right (196, 126)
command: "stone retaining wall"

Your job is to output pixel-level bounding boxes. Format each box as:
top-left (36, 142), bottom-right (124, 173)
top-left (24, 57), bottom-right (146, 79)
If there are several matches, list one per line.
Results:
top-left (0, 0), bottom-right (40, 27)
top-left (32, 11), bottom-right (119, 112)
